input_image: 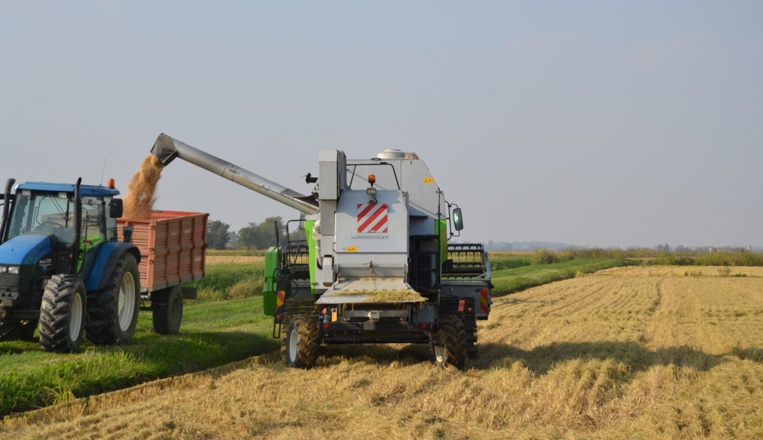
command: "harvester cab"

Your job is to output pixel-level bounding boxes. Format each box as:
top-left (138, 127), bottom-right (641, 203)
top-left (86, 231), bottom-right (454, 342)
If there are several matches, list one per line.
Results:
top-left (0, 178), bottom-right (142, 353)
top-left (150, 133), bottom-right (493, 369)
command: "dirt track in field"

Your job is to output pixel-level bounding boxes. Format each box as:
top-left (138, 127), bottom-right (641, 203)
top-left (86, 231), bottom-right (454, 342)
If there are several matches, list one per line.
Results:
top-left (3, 267), bottom-right (763, 439)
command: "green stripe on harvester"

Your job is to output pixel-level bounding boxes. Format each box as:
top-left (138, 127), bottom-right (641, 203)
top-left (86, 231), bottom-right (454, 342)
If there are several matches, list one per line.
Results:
top-left (305, 219), bottom-right (316, 293)
top-left (437, 219), bottom-right (447, 264)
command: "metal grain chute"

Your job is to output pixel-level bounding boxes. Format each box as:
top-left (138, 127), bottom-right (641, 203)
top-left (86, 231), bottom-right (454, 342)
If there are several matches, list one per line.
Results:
top-left (151, 133), bottom-right (319, 215)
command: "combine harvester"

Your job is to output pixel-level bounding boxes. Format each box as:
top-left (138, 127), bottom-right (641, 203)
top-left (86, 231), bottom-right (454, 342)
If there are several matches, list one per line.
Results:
top-left (151, 133), bottom-right (492, 369)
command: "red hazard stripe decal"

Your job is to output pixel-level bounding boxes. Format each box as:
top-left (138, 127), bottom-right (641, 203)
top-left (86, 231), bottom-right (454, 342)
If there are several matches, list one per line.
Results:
top-left (480, 290), bottom-right (489, 313)
top-left (357, 203), bottom-right (389, 233)
top-left (276, 290), bottom-right (285, 307)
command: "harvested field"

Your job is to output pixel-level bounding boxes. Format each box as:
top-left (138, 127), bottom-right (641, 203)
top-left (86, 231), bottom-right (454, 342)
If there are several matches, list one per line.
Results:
top-left (3, 267), bottom-right (763, 439)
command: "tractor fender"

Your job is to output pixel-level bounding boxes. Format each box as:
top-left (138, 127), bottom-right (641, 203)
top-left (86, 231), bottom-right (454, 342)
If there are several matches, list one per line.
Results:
top-left (84, 242), bottom-right (141, 291)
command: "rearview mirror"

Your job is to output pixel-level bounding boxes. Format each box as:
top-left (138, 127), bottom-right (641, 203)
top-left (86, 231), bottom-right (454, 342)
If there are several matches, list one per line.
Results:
top-left (109, 198), bottom-right (124, 219)
top-left (452, 207), bottom-right (463, 231)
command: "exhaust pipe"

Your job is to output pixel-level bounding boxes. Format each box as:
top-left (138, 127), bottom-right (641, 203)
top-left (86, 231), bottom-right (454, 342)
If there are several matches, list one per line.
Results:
top-left (1, 178), bottom-right (16, 242)
top-left (151, 133), bottom-right (320, 215)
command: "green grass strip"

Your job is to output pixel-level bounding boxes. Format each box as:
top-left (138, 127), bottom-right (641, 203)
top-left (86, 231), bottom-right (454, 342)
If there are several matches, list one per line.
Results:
top-left (491, 258), bottom-right (626, 297)
top-left (0, 297), bottom-right (278, 416)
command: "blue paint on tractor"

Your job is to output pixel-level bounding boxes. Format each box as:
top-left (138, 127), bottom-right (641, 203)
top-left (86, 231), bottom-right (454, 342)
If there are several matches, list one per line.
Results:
top-left (17, 182), bottom-right (120, 197)
top-left (0, 234), bottom-right (52, 265)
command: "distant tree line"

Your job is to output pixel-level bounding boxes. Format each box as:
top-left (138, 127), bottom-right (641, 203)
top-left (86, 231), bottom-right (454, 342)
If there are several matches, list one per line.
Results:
top-left (206, 216), bottom-right (290, 250)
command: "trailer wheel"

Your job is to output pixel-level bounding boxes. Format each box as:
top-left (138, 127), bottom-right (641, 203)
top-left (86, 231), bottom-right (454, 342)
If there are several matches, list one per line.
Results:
top-left (285, 316), bottom-right (320, 369)
top-left (152, 286), bottom-right (183, 335)
top-left (86, 253), bottom-right (140, 345)
top-left (39, 275), bottom-right (86, 353)
top-left (429, 315), bottom-right (469, 370)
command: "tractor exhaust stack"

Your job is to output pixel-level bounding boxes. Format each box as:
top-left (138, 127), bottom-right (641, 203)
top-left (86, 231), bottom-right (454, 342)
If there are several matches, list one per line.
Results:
top-left (151, 133), bottom-right (320, 215)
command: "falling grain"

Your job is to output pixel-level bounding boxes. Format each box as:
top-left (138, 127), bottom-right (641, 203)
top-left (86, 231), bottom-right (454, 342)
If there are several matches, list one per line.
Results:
top-left (122, 155), bottom-right (164, 219)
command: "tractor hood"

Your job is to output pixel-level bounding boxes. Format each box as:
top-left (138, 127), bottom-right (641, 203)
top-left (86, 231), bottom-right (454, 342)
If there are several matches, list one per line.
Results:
top-left (315, 278), bottom-right (427, 305)
top-left (0, 234), bottom-right (53, 266)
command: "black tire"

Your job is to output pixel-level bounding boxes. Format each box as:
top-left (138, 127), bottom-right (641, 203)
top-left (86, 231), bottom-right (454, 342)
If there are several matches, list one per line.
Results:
top-left (86, 253), bottom-right (140, 345)
top-left (466, 339), bottom-right (479, 359)
top-left (39, 275), bottom-right (87, 353)
top-left (285, 316), bottom-right (320, 369)
top-left (429, 315), bottom-right (469, 370)
top-left (466, 327), bottom-right (478, 359)
top-left (152, 286), bottom-right (183, 335)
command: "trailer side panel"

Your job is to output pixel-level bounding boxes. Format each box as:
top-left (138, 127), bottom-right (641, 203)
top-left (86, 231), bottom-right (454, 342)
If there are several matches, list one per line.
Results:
top-left (117, 210), bottom-right (208, 293)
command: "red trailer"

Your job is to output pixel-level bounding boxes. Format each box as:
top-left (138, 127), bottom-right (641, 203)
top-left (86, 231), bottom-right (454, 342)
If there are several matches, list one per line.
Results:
top-left (117, 210), bottom-right (208, 334)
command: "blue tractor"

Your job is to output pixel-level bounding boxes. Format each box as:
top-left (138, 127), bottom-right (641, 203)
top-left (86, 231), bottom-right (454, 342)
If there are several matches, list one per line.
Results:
top-left (0, 178), bottom-right (142, 353)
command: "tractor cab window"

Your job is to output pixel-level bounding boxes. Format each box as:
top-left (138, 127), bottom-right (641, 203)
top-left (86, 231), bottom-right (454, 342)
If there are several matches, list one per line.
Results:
top-left (9, 191), bottom-right (75, 243)
top-left (80, 198), bottom-right (106, 246)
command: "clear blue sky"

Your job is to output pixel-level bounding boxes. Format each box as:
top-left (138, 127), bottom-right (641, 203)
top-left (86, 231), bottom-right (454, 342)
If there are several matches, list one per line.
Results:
top-left (2, 1), bottom-right (761, 248)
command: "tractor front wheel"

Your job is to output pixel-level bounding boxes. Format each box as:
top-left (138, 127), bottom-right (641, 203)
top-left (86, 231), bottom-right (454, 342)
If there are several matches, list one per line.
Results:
top-left (39, 275), bottom-right (87, 353)
top-left (285, 316), bottom-right (320, 369)
top-left (429, 315), bottom-right (469, 370)
top-left (152, 286), bottom-right (183, 335)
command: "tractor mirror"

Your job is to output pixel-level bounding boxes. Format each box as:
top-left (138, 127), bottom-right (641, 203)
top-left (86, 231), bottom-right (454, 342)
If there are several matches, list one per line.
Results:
top-left (452, 207), bottom-right (464, 231)
top-left (110, 198), bottom-right (124, 219)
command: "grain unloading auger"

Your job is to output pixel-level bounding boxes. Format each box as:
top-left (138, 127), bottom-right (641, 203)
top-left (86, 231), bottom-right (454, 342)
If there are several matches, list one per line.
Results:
top-left (151, 133), bottom-right (493, 369)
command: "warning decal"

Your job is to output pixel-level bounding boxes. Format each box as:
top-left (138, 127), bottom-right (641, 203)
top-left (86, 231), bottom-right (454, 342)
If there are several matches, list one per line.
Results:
top-left (357, 203), bottom-right (389, 233)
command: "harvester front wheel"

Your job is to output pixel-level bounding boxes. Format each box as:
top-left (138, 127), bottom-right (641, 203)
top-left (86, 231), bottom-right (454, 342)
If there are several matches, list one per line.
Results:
top-left (152, 286), bottom-right (183, 335)
top-left (429, 315), bottom-right (469, 370)
top-left (86, 253), bottom-right (140, 345)
top-left (39, 275), bottom-right (87, 353)
top-left (285, 316), bottom-right (320, 369)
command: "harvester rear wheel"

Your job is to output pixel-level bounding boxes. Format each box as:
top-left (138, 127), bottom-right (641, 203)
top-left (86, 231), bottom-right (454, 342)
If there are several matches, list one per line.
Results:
top-left (285, 316), bottom-right (320, 369)
top-left (86, 253), bottom-right (140, 345)
top-left (39, 275), bottom-right (86, 353)
top-left (429, 315), bottom-right (469, 370)
top-left (152, 286), bottom-right (183, 335)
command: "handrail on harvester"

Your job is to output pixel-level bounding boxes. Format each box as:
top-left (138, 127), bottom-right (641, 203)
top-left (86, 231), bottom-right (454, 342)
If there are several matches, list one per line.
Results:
top-left (151, 133), bottom-right (320, 215)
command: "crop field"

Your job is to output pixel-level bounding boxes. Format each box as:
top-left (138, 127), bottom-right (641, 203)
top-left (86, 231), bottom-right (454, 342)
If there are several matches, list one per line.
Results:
top-left (3, 266), bottom-right (763, 439)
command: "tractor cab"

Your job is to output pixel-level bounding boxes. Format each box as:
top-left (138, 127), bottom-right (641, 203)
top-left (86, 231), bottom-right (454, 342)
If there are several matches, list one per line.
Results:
top-left (1, 180), bottom-right (123, 275)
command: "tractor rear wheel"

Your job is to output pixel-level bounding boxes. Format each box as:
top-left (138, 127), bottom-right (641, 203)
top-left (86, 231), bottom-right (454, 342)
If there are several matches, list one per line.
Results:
top-left (86, 253), bottom-right (140, 345)
top-left (285, 316), bottom-right (320, 369)
top-left (152, 286), bottom-right (183, 335)
top-left (429, 315), bottom-right (469, 370)
top-left (39, 275), bottom-right (86, 353)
